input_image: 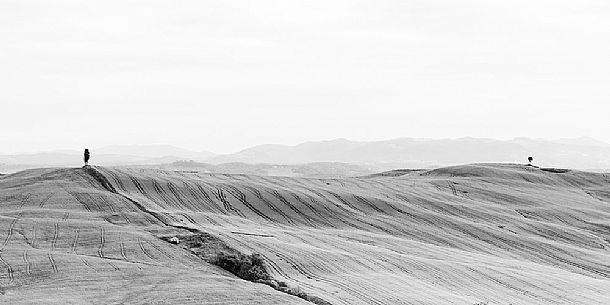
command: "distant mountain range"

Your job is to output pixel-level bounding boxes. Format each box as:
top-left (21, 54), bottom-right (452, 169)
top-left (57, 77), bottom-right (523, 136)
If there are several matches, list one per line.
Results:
top-left (1, 137), bottom-right (609, 173)
top-left (207, 137), bottom-right (610, 170)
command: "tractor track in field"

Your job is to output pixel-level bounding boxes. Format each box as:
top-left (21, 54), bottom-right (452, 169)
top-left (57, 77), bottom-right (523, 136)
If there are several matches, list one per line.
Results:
top-left (0, 252), bottom-right (14, 281)
top-left (289, 192), bottom-right (336, 228)
top-left (98, 194), bottom-right (116, 213)
top-left (166, 182), bottom-right (192, 210)
top-left (121, 213), bottom-right (132, 225)
top-left (71, 228), bottom-right (79, 253)
top-left (308, 189), bottom-right (355, 217)
top-left (17, 193), bottom-right (31, 209)
top-left (269, 190), bottom-right (316, 226)
top-left (195, 182), bottom-right (228, 214)
top-left (23, 250), bottom-right (31, 276)
top-left (67, 190), bottom-right (94, 212)
top-left (107, 261), bottom-right (120, 271)
top-left (138, 237), bottom-right (154, 261)
top-left (126, 173), bottom-right (147, 195)
top-left (328, 191), bottom-right (367, 215)
top-left (200, 213), bottom-right (221, 226)
top-left (1, 217), bottom-right (18, 251)
top-left (105, 170), bottom-right (127, 192)
top-left (214, 187), bottom-right (245, 217)
top-left (448, 181), bottom-right (459, 196)
top-left (38, 192), bottom-right (54, 208)
top-left (51, 223), bottom-right (59, 251)
top-left (300, 190), bottom-right (368, 231)
top-left (195, 183), bottom-right (226, 214)
top-left (32, 223), bottom-right (38, 249)
top-left (242, 185), bottom-right (295, 225)
top-left (81, 258), bottom-right (95, 271)
top-left (47, 252), bottom-right (58, 273)
top-left (223, 185), bottom-right (273, 222)
top-left (180, 213), bottom-right (200, 227)
top-left (353, 195), bottom-right (385, 214)
top-left (119, 233), bottom-right (127, 261)
top-left (151, 180), bottom-right (173, 210)
top-left (98, 227), bottom-right (105, 258)
top-left (180, 182), bottom-right (209, 212)
top-left (173, 182), bottom-right (202, 210)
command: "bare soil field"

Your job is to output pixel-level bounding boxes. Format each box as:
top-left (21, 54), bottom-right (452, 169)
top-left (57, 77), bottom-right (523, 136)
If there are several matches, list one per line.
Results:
top-left (0, 164), bottom-right (609, 304)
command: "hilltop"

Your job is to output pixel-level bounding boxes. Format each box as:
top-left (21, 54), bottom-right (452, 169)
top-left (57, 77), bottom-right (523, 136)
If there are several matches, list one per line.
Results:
top-left (0, 164), bottom-right (609, 304)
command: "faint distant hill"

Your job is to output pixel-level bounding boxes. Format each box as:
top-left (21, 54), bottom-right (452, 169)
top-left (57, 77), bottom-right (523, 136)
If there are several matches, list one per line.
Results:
top-left (2, 138), bottom-right (609, 173)
top-left (95, 144), bottom-right (215, 160)
top-left (147, 160), bottom-right (378, 178)
top-left (207, 137), bottom-right (610, 170)
top-left (0, 145), bottom-right (216, 173)
top-left (551, 136), bottom-right (610, 147)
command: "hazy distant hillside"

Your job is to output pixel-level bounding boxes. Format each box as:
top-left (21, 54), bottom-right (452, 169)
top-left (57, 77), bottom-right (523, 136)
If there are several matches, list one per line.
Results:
top-left (147, 160), bottom-right (388, 178)
top-left (209, 137), bottom-right (610, 170)
top-left (95, 144), bottom-right (215, 160)
top-left (2, 138), bottom-right (609, 173)
top-left (0, 145), bottom-right (216, 173)
top-left (552, 136), bottom-right (610, 147)
top-left (510, 138), bottom-right (610, 169)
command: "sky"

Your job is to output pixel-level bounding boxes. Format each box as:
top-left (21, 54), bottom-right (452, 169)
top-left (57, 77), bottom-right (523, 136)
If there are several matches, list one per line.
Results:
top-left (1, 0), bottom-right (609, 154)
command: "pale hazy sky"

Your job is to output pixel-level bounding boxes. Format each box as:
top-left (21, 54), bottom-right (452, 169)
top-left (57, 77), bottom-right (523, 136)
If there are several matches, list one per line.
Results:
top-left (1, 0), bottom-right (609, 154)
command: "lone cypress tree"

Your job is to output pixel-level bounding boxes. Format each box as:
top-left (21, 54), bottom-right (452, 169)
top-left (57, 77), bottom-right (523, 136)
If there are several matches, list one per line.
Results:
top-left (527, 156), bottom-right (533, 165)
top-left (84, 149), bottom-right (90, 166)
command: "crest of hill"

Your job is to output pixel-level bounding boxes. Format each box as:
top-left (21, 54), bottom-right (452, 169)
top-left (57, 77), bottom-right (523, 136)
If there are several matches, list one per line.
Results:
top-left (419, 163), bottom-right (608, 188)
top-left (362, 169), bottom-right (427, 178)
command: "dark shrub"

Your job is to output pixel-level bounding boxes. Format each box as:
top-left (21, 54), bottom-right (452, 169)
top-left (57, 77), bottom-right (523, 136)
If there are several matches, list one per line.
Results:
top-left (164, 235), bottom-right (332, 305)
top-left (213, 252), bottom-right (271, 281)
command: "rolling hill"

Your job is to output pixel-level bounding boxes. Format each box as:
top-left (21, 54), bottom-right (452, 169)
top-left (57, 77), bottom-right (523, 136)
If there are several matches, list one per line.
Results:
top-left (0, 164), bottom-right (609, 304)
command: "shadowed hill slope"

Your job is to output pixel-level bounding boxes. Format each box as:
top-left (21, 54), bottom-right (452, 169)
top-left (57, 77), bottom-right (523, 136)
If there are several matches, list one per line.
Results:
top-left (0, 164), bottom-right (609, 304)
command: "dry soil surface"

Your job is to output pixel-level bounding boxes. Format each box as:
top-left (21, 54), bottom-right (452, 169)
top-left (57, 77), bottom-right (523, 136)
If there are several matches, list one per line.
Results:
top-left (0, 164), bottom-right (609, 304)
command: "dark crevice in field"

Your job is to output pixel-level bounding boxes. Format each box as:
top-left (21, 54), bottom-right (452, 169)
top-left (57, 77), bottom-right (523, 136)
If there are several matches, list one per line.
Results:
top-left (82, 166), bottom-right (117, 193)
top-left (120, 194), bottom-right (171, 225)
top-left (159, 232), bottom-right (332, 305)
top-left (82, 166), bottom-right (170, 225)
